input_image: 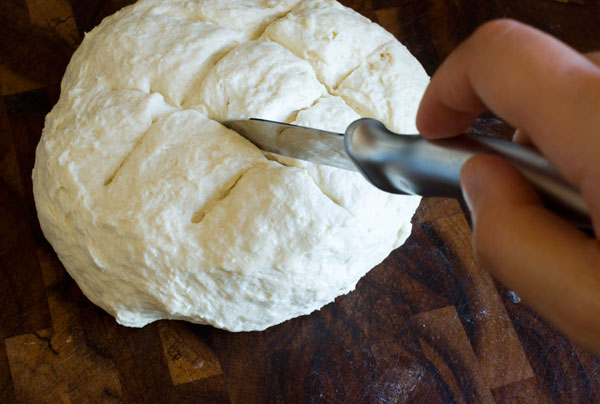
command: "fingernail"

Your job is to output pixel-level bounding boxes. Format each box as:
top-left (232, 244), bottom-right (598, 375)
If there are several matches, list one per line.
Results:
top-left (460, 159), bottom-right (479, 213)
top-left (512, 128), bottom-right (522, 142)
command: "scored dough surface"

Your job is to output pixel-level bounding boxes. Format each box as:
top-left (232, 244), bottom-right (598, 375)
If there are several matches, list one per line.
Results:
top-left (33, 0), bottom-right (429, 331)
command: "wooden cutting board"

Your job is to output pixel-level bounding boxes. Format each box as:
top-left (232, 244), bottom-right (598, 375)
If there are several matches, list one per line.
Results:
top-left (1, 0), bottom-right (599, 403)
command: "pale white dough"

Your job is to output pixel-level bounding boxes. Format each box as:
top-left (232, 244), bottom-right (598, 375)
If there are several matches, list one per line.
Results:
top-left (132, 0), bottom-right (301, 39)
top-left (63, 12), bottom-right (244, 106)
top-left (262, 0), bottom-right (395, 89)
top-left (336, 41), bottom-right (430, 133)
top-left (33, 0), bottom-right (427, 331)
top-left (291, 95), bottom-right (361, 130)
top-left (188, 40), bottom-right (326, 121)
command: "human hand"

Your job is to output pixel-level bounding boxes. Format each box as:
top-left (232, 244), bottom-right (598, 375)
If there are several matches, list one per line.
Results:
top-left (416, 19), bottom-right (600, 355)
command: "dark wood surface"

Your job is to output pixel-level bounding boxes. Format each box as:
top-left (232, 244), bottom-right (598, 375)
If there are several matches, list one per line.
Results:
top-left (1, 0), bottom-right (599, 403)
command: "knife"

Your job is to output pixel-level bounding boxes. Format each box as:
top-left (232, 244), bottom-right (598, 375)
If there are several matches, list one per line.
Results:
top-left (223, 117), bottom-right (590, 228)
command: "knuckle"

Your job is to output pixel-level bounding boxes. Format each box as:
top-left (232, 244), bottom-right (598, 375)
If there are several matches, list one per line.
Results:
top-left (470, 19), bottom-right (524, 46)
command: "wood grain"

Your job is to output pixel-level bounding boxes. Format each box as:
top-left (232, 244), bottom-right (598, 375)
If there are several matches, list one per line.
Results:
top-left (1, 0), bottom-right (599, 403)
top-left (413, 306), bottom-right (495, 404)
top-left (157, 322), bottom-right (223, 386)
top-left (427, 201), bottom-right (534, 389)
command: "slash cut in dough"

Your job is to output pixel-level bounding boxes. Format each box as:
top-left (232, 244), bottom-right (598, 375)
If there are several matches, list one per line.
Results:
top-left (33, 0), bottom-right (429, 331)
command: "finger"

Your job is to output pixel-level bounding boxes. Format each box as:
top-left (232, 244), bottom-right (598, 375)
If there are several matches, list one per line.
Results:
top-left (461, 154), bottom-right (600, 355)
top-left (586, 51), bottom-right (600, 66)
top-left (512, 52), bottom-right (600, 160)
top-left (512, 128), bottom-right (533, 146)
top-left (417, 19), bottom-right (600, 193)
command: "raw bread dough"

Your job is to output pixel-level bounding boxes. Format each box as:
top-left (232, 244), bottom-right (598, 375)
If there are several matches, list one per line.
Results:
top-left (336, 41), bottom-right (430, 134)
top-left (32, 0), bottom-right (429, 331)
top-left (262, 0), bottom-right (395, 90)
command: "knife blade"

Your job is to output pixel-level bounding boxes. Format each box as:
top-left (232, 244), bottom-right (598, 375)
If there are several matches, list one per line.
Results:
top-left (223, 118), bottom-right (356, 171)
top-left (223, 117), bottom-right (591, 228)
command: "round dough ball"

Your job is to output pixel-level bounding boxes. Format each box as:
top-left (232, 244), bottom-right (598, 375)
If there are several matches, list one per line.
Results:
top-left (33, 0), bottom-right (428, 331)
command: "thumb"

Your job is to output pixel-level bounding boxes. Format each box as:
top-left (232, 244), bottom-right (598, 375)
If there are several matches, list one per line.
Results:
top-left (461, 154), bottom-right (600, 355)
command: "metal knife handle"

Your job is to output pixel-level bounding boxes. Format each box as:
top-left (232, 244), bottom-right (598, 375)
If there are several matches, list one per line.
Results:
top-left (344, 118), bottom-right (591, 228)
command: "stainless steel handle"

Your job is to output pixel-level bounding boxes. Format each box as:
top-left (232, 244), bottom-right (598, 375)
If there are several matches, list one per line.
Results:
top-left (344, 118), bottom-right (591, 228)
